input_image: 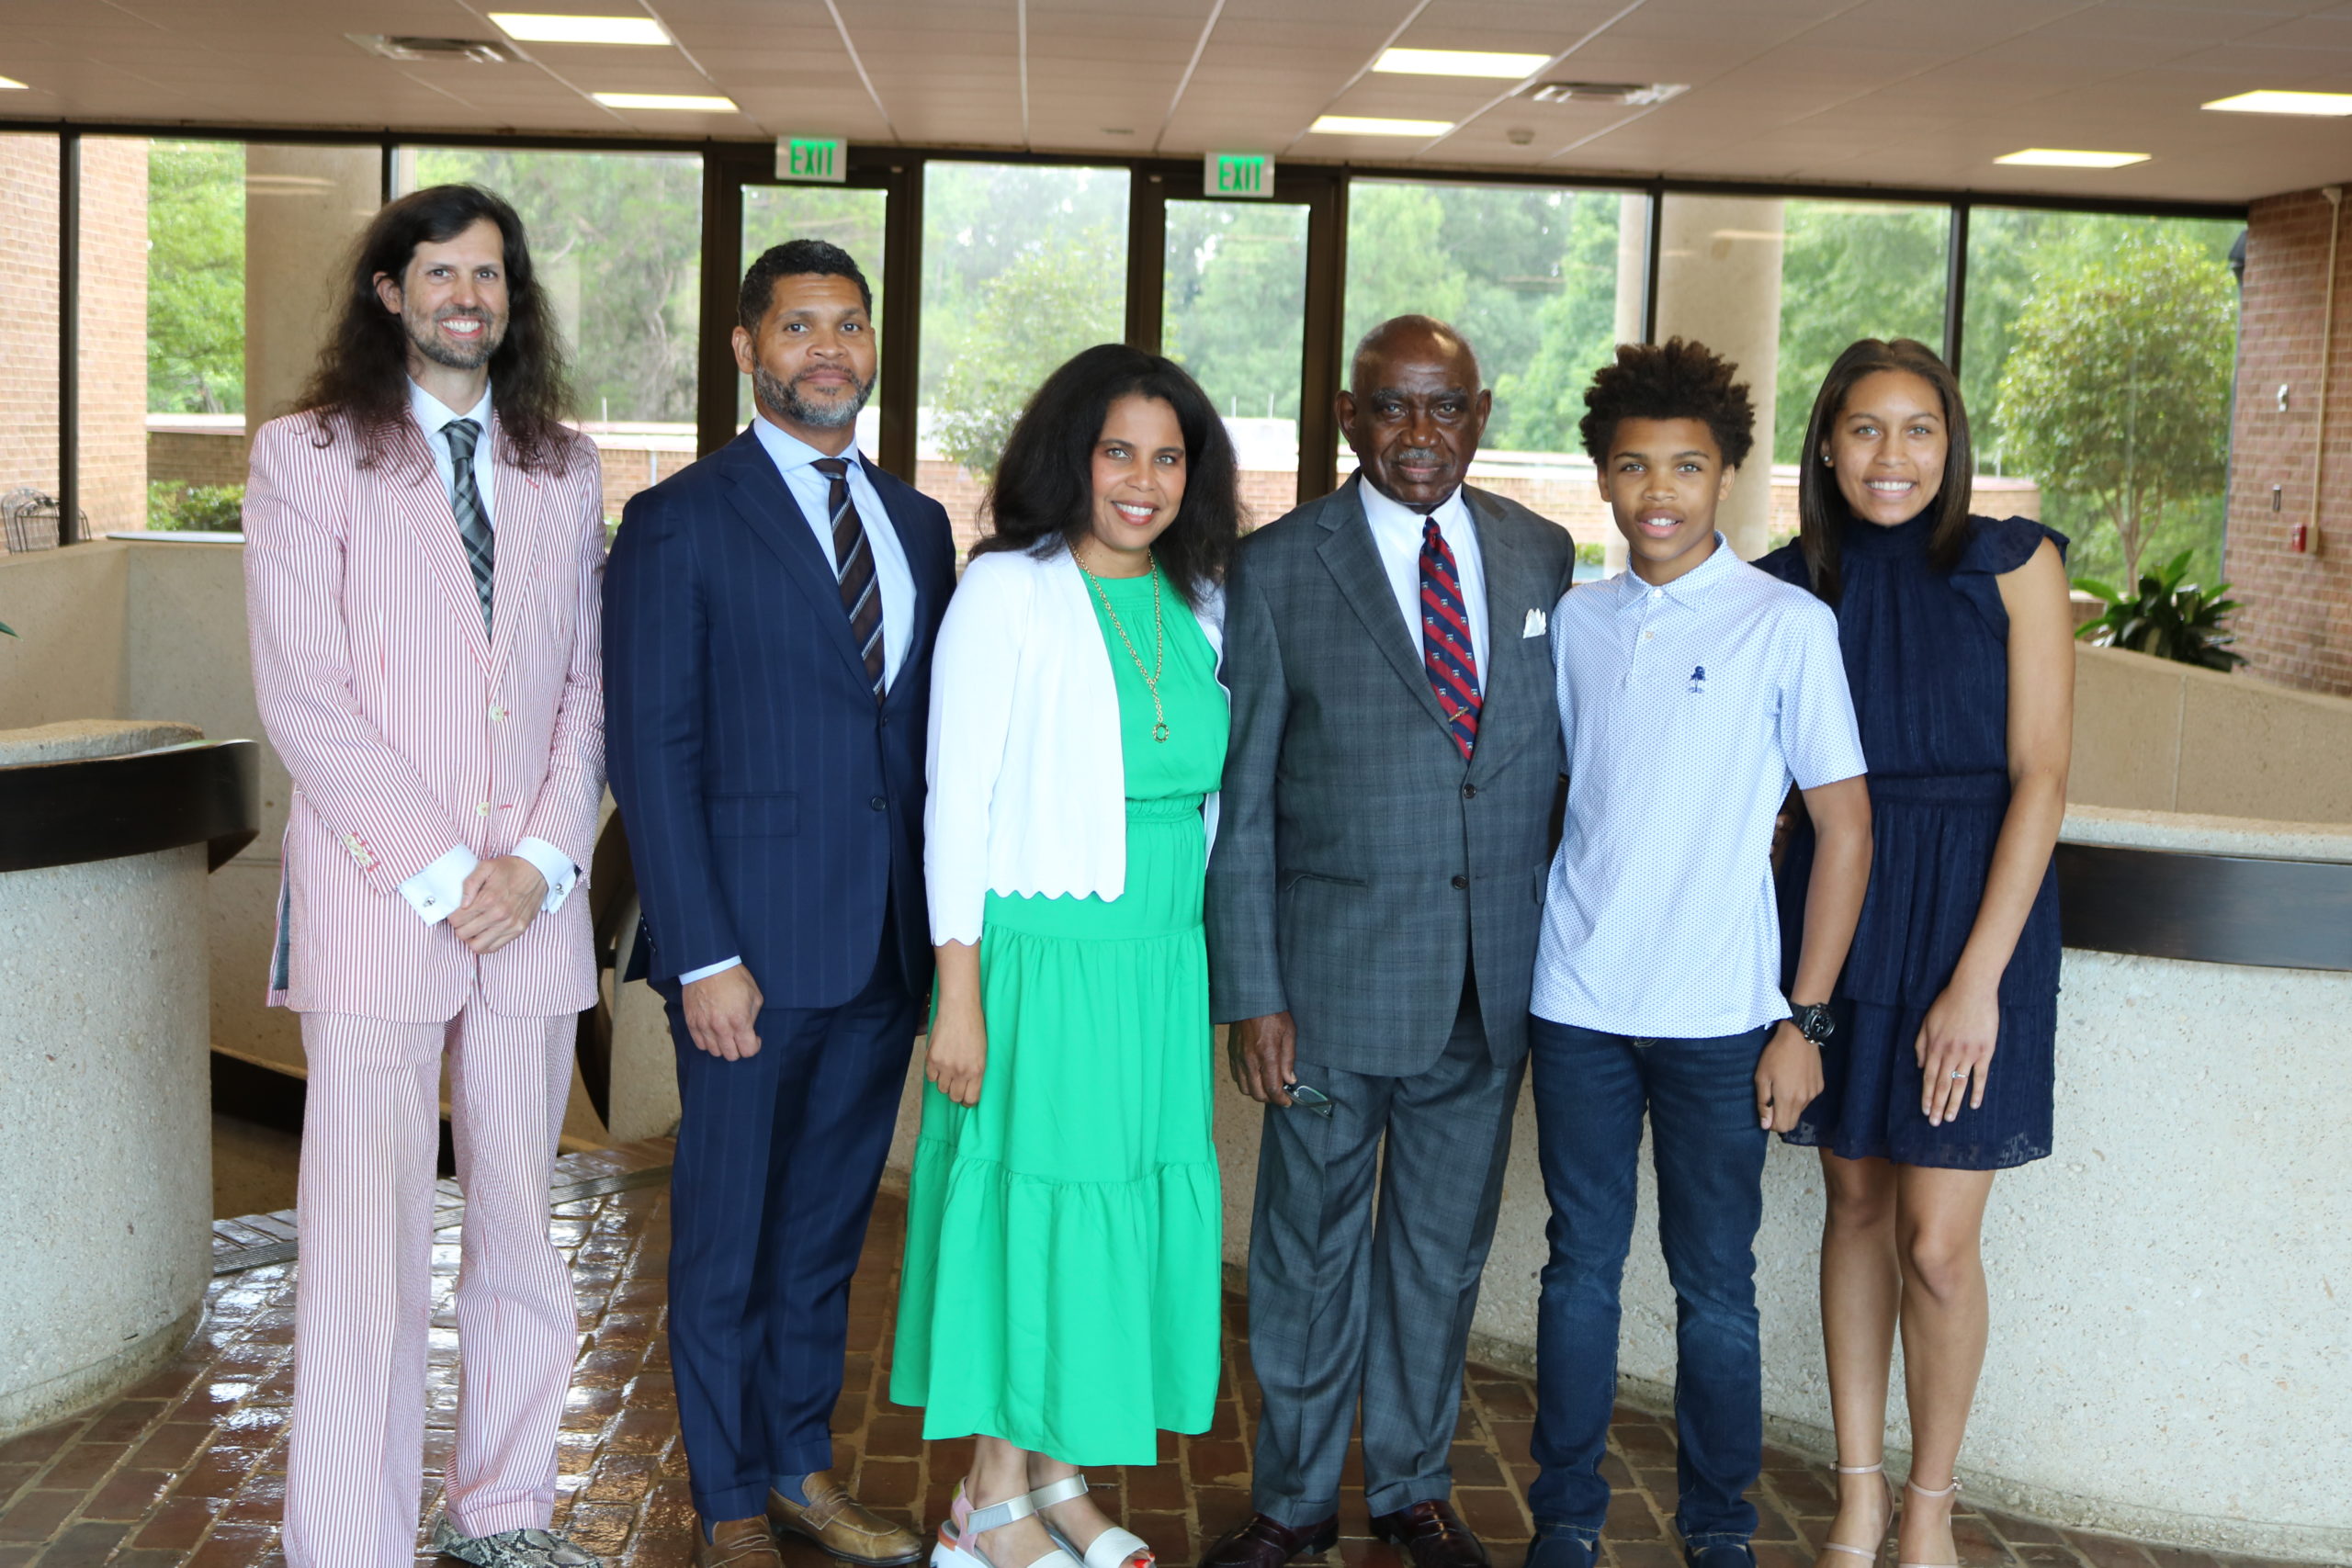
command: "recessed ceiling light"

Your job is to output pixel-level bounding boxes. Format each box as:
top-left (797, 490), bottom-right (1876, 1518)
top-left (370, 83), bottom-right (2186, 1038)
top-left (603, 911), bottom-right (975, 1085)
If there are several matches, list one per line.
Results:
top-left (1309, 115), bottom-right (1454, 137)
top-left (1995, 148), bottom-right (2149, 169)
top-left (1374, 48), bottom-right (1550, 79)
top-left (593, 91), bottom-right (736, 112)
top-left (2203, 89), bottom-right (2352, 117)
top-left (0, 76), bottom-right (27, 90)
top-left (492, 13), bottom-right (670, 45)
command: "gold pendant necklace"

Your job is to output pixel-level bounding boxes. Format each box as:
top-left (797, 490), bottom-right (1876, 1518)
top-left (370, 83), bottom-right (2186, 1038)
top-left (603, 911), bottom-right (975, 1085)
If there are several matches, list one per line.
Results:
top-left (1079, 555), bottom-right (1169, 742)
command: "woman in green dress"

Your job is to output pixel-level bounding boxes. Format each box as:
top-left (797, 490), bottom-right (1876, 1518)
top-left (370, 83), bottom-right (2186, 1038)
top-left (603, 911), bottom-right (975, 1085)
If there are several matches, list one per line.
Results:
top-left (895, 344), bottom-right (1241, 1568)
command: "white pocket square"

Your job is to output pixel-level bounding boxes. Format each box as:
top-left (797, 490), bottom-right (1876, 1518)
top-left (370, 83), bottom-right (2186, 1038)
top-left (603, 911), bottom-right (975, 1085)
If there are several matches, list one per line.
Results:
top-left (1522, 607), bottom-right (1548, 637)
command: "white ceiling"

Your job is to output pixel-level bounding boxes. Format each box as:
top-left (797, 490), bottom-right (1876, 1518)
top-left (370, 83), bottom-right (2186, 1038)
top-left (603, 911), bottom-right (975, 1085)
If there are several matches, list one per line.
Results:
top-left (2, 0), bottom-right (2349, 202)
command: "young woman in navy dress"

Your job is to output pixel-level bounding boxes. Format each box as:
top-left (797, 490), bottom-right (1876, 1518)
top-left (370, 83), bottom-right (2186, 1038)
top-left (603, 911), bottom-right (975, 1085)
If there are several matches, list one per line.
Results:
top-left (1758, 340), bottom-right (2073, 1568)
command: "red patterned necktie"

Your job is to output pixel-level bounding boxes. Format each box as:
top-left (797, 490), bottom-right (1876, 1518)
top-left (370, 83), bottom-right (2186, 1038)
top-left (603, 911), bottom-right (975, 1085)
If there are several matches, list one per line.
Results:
top-left (1419, 515), bottom-right (1481, 759)
top-left (814, 457), bottom-right (885, 700)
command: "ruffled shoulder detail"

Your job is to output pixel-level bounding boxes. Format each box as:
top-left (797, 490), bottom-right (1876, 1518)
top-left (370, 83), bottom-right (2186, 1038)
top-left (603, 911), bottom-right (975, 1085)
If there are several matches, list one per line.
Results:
top-left (1752, 539), bottom-right (1812, 590)
top-left (1951, 515), bottom-right (2065, 642)
top-left (1957, 514), bottom-right (2067, 576)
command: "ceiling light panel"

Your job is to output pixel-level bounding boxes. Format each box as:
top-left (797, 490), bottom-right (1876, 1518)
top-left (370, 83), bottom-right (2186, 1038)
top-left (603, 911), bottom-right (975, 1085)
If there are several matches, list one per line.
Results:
top-left (592, 91), bottom-right (737, 111)
top-left (492, 14), bottom-right (672, 46)
top-left (1309, 115), bottom-right (1455, 136)
top-left (0, 76), bottom-right (26, 90)
top-left (1374, 48), bottom-right (1551, 79)
top-left (2202, 90), bottom-right (2352, 118)
top-left (1994, 148), bottom-right (2149, 169)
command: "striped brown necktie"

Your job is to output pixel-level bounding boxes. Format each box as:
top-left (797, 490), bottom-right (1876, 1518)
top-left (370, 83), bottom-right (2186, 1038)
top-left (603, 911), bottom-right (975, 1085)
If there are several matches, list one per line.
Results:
top-left (814, 457), bottom-right (885, 699)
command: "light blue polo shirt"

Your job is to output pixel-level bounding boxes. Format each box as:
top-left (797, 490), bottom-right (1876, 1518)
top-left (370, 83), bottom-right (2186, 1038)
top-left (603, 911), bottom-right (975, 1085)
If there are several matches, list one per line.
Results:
top-left (1532, 536), bottom-right (1866, 1038)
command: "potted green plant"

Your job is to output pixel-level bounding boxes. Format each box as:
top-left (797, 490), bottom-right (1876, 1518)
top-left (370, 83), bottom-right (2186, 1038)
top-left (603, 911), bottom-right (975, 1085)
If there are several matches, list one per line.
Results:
top-left (2073, 549), bottom-right (2245, 671)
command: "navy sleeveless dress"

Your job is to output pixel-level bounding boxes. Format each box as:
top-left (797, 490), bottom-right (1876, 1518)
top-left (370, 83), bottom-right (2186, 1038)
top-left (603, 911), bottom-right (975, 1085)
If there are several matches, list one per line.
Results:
top-left (1757, 512), bottom-right (2064, 1170)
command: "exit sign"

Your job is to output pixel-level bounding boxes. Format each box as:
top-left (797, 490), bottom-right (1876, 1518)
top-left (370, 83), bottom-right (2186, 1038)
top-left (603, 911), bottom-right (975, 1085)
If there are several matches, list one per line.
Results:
top-left (1204, 152), bottom-right (1273, 198)
top-left (777, 137), bottom-right (846, 183)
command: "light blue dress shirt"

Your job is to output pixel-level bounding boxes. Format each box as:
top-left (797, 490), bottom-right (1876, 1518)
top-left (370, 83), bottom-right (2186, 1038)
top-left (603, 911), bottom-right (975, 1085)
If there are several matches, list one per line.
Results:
top-left (681, 417), bottom-right (917, 986)
top-left (751, 414), bottom-right (916, 688)
top-left (1532, 536), bottom-right (1866, 1038)
top-left (396, 377), bottom-right (579, 926)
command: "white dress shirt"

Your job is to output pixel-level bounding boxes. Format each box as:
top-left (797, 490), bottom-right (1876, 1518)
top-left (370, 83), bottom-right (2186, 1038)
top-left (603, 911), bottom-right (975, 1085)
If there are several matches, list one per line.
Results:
top-left (1532, 537), bottom-right (1867, 1037)
top-left (1358, 476), bottom-right (1490, 680)
top-left (396, 377), bottom-right (580, 928)
top-left (679, 416), bottom-right (920, 985)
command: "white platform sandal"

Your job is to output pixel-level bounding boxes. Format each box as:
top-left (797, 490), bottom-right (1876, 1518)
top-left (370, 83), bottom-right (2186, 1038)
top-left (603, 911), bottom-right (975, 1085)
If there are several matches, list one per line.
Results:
top-left (1029, 1474), bottom-right (1154, 1568)
top-left (1896, 1476), bottom-right (1962, 1568)
top-left (933, 1483), bottom-right (1088, 1568)
top-left (1815, 1461), bottom-right (1894, 1568)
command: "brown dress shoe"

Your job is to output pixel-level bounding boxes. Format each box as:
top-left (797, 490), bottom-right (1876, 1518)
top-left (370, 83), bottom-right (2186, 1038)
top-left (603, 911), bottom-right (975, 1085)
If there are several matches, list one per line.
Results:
top-left (768, 1470), bottom-right (925, 1566)
top-left (1197, 1512), bottom-right (1340, 1568)
top-left (696, 1517), bottom-right (786, 1568)
top-left (1369, 1500), bottom-right (1490, 1568)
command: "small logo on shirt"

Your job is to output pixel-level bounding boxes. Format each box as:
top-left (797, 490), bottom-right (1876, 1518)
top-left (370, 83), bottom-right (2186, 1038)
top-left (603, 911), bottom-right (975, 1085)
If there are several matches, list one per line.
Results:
top-left (1689, 664), bottom-right (1707, 694)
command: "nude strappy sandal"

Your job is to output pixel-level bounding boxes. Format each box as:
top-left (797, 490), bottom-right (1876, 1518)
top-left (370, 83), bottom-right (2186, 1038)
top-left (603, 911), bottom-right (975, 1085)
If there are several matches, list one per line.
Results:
top-left (1815, 1461), bottom-right (1895, 1568)
top-left (933, 1483), bottom-right (1086, 1568)
top-left (1029, 1474), bottom-right (1154, 1568)
top-left (1897, 1477), bottom-right (1962, 1568)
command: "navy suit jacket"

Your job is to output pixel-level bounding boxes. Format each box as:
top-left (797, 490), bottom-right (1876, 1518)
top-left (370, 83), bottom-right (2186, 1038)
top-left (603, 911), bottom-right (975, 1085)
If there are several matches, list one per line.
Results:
top-left (604, 425), bottom-right (956, 1008)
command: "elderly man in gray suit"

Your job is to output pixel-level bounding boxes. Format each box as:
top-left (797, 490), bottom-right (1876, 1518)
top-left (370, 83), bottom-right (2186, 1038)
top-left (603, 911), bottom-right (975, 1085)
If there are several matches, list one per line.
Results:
top-left (1203, 316), bottom-right (1577, 1568)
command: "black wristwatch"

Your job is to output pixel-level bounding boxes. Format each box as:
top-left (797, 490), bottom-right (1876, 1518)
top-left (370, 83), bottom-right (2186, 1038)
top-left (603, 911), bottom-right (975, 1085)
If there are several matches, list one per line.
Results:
top-left (1788, 1000), bottom-right (1836, 1045)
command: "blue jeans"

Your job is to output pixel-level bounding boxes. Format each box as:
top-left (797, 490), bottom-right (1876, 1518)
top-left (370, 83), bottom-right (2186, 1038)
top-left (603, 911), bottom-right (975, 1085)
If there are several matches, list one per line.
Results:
top-left (1524, 1016), bottom-right (1771, 1549)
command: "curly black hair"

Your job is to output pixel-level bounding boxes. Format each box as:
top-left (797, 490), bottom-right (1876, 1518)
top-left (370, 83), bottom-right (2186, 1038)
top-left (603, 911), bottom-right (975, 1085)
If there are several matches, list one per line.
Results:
top-left (971, 344), bottom-right (1240, 607)
top-left (740, 237), bottom-right (872, 332)
top-left (1577, 337), bottom-right (1757, 469)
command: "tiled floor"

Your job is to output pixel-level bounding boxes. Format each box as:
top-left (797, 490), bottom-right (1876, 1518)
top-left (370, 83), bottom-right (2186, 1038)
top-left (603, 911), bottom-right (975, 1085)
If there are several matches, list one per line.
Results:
top-left (0, 1141), bottom-right (2293, 1568)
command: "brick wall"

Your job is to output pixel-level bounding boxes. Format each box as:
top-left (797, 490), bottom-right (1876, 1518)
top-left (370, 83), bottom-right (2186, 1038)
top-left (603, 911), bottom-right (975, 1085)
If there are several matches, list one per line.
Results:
top-left (2226, 186), bottom-right (2352, 694)
top-left (0, 137), bottom-right (62, 538)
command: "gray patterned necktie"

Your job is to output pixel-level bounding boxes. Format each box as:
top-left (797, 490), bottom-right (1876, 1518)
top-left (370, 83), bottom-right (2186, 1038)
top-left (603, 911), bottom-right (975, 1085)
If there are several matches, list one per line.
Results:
top-left (444, 417), bottom-right (495, 635)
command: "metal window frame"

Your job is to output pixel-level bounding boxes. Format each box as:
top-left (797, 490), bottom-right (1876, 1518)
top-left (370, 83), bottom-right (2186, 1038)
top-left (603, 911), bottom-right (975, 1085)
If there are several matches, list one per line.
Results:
top-left (4, 116), bottom-right (2248, 534)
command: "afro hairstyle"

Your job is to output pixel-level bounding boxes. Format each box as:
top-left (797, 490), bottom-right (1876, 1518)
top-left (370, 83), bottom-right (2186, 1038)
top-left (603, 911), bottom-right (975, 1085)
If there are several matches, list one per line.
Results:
top-left (1577, 337), bottom-right (1757, 469)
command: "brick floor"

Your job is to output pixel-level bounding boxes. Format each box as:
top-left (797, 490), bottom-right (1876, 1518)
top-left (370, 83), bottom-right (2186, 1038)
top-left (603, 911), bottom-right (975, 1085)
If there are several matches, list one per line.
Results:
top-left (0, 1140), bottom-right (2292, 1568)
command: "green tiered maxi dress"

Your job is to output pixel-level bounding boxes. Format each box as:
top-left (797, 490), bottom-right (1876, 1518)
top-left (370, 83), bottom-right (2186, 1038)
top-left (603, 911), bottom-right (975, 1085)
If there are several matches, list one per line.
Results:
top-left (891, 563), bottom-right (1228, 1464)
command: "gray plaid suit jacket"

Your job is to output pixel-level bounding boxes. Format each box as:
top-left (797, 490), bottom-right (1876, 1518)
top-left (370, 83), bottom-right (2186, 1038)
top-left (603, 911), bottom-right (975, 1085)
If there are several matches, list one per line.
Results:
top-left (1207, 474), bottom-right (1577, 1076)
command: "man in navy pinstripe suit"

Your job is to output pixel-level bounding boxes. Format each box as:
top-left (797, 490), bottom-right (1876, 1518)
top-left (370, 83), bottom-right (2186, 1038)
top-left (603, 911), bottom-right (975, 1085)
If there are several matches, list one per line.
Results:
top-left (605, 240), bottom-right (956, 1568)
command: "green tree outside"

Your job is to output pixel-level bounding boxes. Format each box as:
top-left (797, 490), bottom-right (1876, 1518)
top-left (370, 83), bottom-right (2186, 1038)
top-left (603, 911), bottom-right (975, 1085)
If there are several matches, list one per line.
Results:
top-left (146, 141), bottom-right (245, 413)
top-left (1991, 233), bottom-right (2235, 587)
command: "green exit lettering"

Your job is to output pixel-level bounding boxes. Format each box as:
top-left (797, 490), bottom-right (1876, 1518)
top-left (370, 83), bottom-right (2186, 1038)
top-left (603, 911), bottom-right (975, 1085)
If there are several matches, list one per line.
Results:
top-left (777, 137), bottom-right (846, 184)
top-left (1204, 152), bottom-right (1272, 199)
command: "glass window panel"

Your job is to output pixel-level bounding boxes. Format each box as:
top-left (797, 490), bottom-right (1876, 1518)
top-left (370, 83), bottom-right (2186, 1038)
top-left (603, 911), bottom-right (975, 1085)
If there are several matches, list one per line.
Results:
top-left (1649, 193), bottom-right (1948, 560)
top-left (1963, 209), bottom-right (2242, 585)
top-left (0, 134), bottom-right (62, 553)
top-left (1343, 180), bottom-right (1628, 579)
top-left (920, 162), bottom-right (1128, 552)
top-left (740, 184), bottom-right (890, 434)
top-left (1773, 199), bottom-right (1949, 466)
top-left (119, 141), bottom-right (379, 538)
top-left (1162, 198), bottom-right (1308, 523)
top-left (404, 147), bottom-right (704, 520)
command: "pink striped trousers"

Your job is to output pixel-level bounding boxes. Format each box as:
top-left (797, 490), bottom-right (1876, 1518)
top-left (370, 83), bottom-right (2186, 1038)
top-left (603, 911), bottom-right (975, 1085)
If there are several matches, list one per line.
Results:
top-left (286, 994), bottom-right (576, 1568)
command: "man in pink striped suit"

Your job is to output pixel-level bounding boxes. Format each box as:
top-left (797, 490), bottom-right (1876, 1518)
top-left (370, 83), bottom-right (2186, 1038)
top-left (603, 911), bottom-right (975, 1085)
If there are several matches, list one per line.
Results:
top-left (243, 185), bottom-right (608, 1568)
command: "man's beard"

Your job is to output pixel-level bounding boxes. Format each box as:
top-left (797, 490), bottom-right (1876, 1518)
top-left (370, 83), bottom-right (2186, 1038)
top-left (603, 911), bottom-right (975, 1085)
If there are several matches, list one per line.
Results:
top-left (408, 306), bottom-right (505, 371)
top-left (756, 364), bottom-right (873, 431)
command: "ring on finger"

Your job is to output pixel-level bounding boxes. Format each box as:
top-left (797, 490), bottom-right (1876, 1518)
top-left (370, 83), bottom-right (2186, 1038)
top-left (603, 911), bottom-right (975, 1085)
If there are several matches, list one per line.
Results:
top-left (1950, 1067), bottom-right (1967, 1079)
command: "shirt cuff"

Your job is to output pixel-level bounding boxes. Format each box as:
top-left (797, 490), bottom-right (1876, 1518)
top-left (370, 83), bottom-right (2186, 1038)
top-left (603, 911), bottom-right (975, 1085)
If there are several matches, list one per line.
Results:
top-left (679, 956), bottom-right (743, 985)
top-left (400, 844), bottom-right (479, 926)
top-left (514, 837), bottom-right (581, 913)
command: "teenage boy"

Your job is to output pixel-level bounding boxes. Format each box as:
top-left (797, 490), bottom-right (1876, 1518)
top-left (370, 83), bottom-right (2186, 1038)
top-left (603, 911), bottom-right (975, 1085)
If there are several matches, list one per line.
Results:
top-left (1522, 339), bottom-right (1874, 1568)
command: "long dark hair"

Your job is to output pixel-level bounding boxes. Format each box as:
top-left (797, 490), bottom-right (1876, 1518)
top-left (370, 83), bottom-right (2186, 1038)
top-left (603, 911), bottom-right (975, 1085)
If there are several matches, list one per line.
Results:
top-left (972, 344), bottom-right (1240, 605)
top-left (294, 184), bottom-right (577, 475)
top-left (1796, 338), bottom-right (1975, 604)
